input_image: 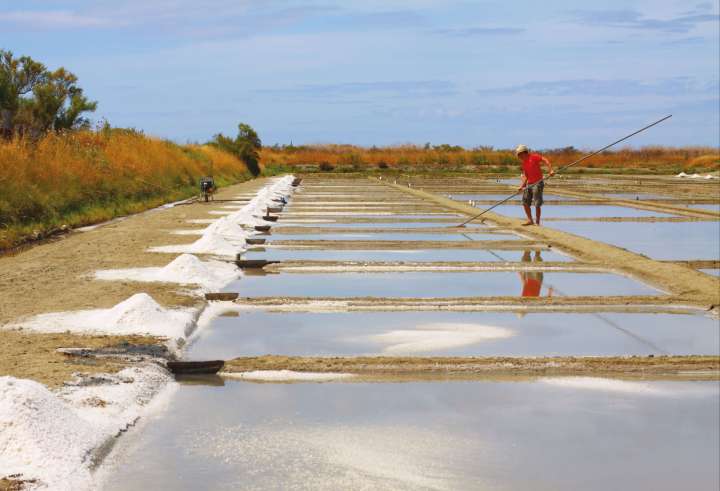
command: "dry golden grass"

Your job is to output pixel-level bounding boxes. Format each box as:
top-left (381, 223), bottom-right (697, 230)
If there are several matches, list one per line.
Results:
top-left (0, 130), bottom-right (253, 250)
top-left (260, 144), bottom-right (720, 173)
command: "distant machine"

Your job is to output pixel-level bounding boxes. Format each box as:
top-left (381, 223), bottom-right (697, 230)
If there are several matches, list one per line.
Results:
top-left (200, 176), bottom-right (216, 202)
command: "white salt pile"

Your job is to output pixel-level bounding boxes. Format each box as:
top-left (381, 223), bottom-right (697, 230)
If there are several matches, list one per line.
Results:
top-left (94, 254), bottom-right (239, 291)
top-left (149, 231), bottom-right (242, 256)
top-left (0, 364), bottom-right (173, 490)
top-left (11, 293), bottom-right (196, 345)
top-left (150, 175), bottom-right (296, 257)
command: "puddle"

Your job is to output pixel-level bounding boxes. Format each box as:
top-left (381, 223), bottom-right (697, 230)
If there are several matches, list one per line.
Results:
top-left (451, 193), bottom-right (577, 202)
top-left (282, 213), bottom-right (463, 219)
top-left (700, 269), bottom-right (720, 277)
top-left (189, 311), bottom-right (719, 359)
top-left (486, 204), bottom-right (677, 219)
top-left (102, 379), bottom-right (719, 491)
top-left (600, 192), bottom-right (672, 200)
top-left (267, 233), bottom-right (519, 242)
top-left (223, 271), bottom-right (658, 297)
top-left (548, 221), bottom-right (720, 260)
top-left (682, 204), bottom-right (720, 212)
top-left (241, 248), bottom-right (574, 262)
top-left (275, 221), bottom-right (488, 228)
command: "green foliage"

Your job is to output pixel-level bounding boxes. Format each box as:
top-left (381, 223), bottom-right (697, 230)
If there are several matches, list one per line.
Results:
top-left (0, 50), bottom-right (96, 138)
top-left (210, 122), bottom-right (262, 176)
top-left (433, 143), bottom-right (464, 152)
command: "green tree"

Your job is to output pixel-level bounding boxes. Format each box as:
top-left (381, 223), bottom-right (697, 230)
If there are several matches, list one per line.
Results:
top-left (0, 50), bottom-right (96, 138)
top-left (210, 122), bottom-right (262, 176)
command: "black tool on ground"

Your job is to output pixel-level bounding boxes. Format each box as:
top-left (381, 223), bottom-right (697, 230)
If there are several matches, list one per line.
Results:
top-left (200, 176), bottom-right (216, 202)
top-left (455, 115), bottom-right (672, 227)
top-left (167, 360), bottom-right (224, 375)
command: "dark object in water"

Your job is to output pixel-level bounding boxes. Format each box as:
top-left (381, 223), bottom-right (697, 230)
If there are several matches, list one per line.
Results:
top-left (273, 197), bottom-right (288, 204)
top-left (263, 215), bottom-right (279, 222)
top-left (205, 292), bottom-right (239, 301)
top-left (292, 177), bottom-right (302, 187)
top-left (267, 206), bottom-right (283, 213)
top-left (254, 225), bottom-right (271, 232)
top-left (167, 360), bottom-right (224, 375)
top-left (246, 238), bottom-right (266, 245)
top-left (175, 374), bottom-right (226, 386)
top-left (236, 259), bottom-right (278, 269)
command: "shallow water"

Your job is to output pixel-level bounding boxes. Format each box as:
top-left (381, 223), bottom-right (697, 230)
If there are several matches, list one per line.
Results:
top-left (451, 193), bottom-right (577, 202)
top-left (281, 213), bottom-right (464, 219)
top-left (102, 379), bottom-right (720, 491)
top-left (548, 221), bottom-right (720, 260)
top-left (241, 248), bottom-right (574, 262)
top-left (600, 192), bottom-right (671, 200)
top-left (682, 204), bottom-right (720, 212)
top-left (275, 220), bottom-right (488, 228)
top-left (189, 311), bottom-right (719, 359)
top-left (487, 204), bottom-right (676, 219)
top-left (268, 232), bottom-right (519, 242)
top-left (224, 271), bottom-right (659, 297)
top-left (701, 269), bottom-right (720, 277)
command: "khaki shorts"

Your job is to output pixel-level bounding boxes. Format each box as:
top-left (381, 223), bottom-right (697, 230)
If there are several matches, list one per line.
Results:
top-left (522, 181), bottom-right (544, 207)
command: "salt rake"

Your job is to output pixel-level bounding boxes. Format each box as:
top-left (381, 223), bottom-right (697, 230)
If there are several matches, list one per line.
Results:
top-left (455, 114), bottom-right (673, 227)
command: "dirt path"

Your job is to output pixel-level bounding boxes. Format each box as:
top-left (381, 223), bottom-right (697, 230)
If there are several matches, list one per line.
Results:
top-left (0, 178), bottom-right (269, 384)
top-left (224, 354), bottom-right (720, 380)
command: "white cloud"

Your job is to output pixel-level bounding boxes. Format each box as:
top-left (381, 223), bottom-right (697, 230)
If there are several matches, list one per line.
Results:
top-left (0, 10), bottom-right (112, 28)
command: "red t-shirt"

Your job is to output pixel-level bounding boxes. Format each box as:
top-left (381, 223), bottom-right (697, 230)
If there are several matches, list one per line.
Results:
top-left (521, 153), bottom-right (544, 184)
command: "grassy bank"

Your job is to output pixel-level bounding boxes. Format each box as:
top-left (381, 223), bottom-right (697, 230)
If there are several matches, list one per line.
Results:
top-left (261, 144), bottom-right (720, 174)
top-left (0, 129), bottom-right (255, 251)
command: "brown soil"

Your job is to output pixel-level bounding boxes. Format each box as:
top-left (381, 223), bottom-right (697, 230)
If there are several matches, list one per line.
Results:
top-left (0, 179), bottom-right (269, 385)
top-left (224, 354), bottom-right (720, 380)
top-left (0, 476), bottom-right (37, 491)
top-left (1, 329), bottom-right (161, 388)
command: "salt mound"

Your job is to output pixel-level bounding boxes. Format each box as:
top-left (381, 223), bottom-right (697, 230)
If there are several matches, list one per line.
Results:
top-left (100, 293), bottom-right (195, 338)
top-left (150, 174), bottom-right (297, 255)
top-left (162, 253), bottom-right (214, 278)
top-left (95, 255), bottom-right (239, 291)
top-left (150, 232), bottom-right (241, 256)
top-left (206, 217), bottom-right (250, 240)
top-left (188, 233), bottom-right (241, 255)
top-left (12, 293), bottom-right (196, 341)
top-left (104, 293), bottom-right (166, 327)
top-left (159, 254), bottom-right (239, 290)
top-left (0, 377), bottom-right (100, 489)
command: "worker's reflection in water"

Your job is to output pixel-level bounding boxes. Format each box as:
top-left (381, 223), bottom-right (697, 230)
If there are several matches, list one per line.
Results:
top-left (518, 250), bottom-right (554, 298)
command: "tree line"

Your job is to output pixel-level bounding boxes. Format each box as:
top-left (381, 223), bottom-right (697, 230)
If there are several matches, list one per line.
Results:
top-left (0, 50), bottom-right (97, 138)
top-left (1, 50), bottom-right (262, 175)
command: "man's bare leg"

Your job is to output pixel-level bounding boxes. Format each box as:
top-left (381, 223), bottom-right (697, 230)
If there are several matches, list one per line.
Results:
top-left (522, 204), bottom-right (534, 225)
top-left (535, 205), bottom-right (542, 226)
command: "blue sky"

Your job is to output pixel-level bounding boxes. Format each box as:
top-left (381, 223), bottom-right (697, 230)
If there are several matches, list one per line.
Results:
top-left (2, 0), bottom-right (718, 148)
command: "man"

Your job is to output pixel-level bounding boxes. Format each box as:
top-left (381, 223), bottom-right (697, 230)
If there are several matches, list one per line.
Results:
top-left (515, 144), bottom-right (554, 226)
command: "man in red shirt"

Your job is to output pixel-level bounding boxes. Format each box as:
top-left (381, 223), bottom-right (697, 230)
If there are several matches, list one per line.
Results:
top-left (515, 144), bottom-right (554, 226)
